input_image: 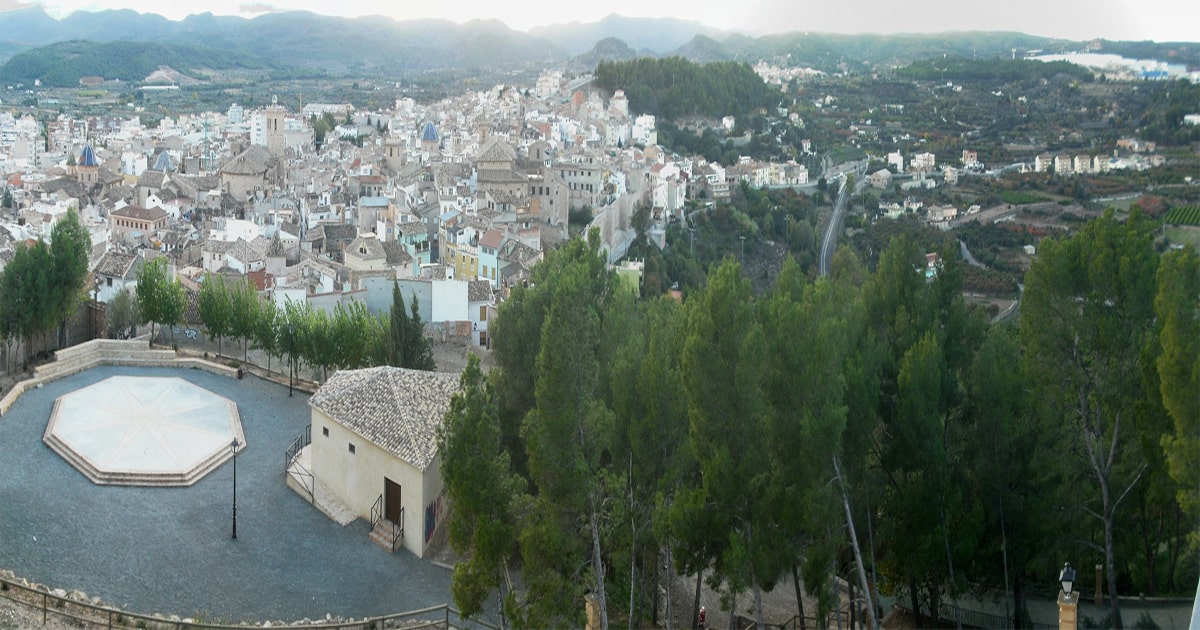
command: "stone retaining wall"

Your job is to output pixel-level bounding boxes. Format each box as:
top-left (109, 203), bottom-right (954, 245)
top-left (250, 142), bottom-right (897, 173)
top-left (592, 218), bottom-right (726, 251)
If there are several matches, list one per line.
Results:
top-left (0, 337), bottom-right (239, 416)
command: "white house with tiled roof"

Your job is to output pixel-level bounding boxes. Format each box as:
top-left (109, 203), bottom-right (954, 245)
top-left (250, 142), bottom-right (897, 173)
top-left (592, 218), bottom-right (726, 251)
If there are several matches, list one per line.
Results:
top-left (307, 366), bottom-right (461, 557)
top-left (93, 250), bottom-right (142, 303)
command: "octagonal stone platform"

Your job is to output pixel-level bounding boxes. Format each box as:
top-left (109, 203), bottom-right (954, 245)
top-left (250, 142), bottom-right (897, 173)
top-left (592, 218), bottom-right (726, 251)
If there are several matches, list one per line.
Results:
top-left (43, 376), bottom-right (245, 486)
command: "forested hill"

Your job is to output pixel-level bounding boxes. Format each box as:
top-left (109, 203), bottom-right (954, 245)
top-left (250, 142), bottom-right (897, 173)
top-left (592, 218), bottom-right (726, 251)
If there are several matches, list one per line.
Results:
top-left (593, 57), bottom-right (771, 120)
top-left (0, 40), bottom-right (273, 87)
top-left (896, 56), bottom-right (1094, 83)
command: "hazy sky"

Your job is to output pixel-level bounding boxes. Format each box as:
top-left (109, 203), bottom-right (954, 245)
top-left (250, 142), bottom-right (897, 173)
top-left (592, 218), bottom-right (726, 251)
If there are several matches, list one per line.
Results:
top-left (2, 0), bottom-right (1196, 43)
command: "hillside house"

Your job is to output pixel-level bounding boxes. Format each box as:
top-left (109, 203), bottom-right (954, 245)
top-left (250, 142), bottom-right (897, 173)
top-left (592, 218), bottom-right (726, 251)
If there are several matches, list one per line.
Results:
top-left (307, 367), bottom-right (461, 557)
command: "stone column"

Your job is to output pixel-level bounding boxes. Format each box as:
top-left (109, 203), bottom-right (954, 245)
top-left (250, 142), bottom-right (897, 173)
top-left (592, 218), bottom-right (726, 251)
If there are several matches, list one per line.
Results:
top-left (586, 593), bottom-right (600, 630)
top-left (1058, 590), bottom-right (1079, 630)
top-left (1095, 564), bottom-right (1104, 606)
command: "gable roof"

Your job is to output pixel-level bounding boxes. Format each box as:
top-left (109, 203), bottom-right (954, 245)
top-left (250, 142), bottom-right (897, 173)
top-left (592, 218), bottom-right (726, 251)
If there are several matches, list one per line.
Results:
top-left (347, 235), bottom-right (386, 261)
top-left (94, 251), bottom-right (140, 279)
top-left (308, 366), bottom-right (461, 471)
top-left (467, 279), bottom-right (492, 303)
top-left (111, 205), bottom-right (168, 222)
top-left (479, 229), bottom-right (504, 249)
top-left (380, 240), bottom-right (412, 266)
top-left (477, 137), bottom-right (517, 165)
top-left (221, 145), bottom-right (277, 177)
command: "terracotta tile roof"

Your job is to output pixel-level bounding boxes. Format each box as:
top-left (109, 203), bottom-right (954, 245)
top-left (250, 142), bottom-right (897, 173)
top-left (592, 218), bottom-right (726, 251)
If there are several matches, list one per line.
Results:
top-left (94, 251), bottom-right (139, 278)
top-left (468, 279), bottom-right (492, 302)
top-left (111, 205), bottom-right (168, 222)
top-left (309, 367), bottom-right (461, 471)
top-left (221, 145), bottom-right (277, 176)
top-left (348, 236), bottom-right (386, 261)
top-left (396, 222), bottom-right (427, 237)
top-left (381, 240), bottom-right (411, 265)
top-left (479, 229), bottom-right (504, 249)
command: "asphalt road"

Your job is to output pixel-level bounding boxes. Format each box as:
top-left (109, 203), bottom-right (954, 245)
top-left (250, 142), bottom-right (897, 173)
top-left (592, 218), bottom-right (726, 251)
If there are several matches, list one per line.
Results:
top-left (819, 178), bottom-right (849, 277)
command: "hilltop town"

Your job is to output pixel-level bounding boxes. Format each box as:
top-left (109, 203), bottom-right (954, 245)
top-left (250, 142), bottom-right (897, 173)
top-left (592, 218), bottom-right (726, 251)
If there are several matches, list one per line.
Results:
top-left (0, 23), bottom-right (1198, 629)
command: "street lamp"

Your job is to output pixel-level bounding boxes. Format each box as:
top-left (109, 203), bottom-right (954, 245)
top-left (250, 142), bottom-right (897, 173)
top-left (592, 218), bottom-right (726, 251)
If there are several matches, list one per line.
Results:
top-left (1059, 562), bottom-right (1076, 595)
top-left (91, 277), bottom-right (102, 340)
top-left (287, 324), bottom-right (294, 397)
top-left (230, 438), bottom-right (240, 540)
top-left (1058, 562), bottom-right (1079, 630)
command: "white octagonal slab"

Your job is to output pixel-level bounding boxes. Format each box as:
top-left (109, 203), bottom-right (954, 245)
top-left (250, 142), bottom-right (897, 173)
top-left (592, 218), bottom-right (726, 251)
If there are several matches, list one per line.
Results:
top-left (44, 376), bottom-right (244, 486)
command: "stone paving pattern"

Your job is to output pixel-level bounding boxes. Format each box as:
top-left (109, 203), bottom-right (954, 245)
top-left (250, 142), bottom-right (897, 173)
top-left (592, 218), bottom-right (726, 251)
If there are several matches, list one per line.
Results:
top-left (0, 365), bottom-right (460, 624)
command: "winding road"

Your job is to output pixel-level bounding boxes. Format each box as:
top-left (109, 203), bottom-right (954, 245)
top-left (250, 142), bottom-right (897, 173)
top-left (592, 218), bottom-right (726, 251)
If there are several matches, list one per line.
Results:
top-left (818, 178), bottom-right (849, 277)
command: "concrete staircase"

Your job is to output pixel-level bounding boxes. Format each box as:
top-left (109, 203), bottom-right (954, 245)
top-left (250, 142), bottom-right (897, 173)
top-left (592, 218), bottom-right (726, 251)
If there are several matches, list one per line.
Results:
top-left (369, 517), bottom-right (403, 553)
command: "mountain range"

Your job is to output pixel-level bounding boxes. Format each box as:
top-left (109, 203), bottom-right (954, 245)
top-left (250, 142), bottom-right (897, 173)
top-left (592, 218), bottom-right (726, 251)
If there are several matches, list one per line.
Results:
top-left (0, 6), bottom-right (1194, 87)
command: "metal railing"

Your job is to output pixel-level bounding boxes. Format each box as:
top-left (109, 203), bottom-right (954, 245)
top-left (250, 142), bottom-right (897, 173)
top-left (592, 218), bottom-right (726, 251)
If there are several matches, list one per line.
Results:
top-left (936, 602), bottom-right (1057, 630)
top-left (286, 459), bottom-right (315, 504)
top-left (0, 575), bottom-right (499, 629)
top-left (283, 426), bottom-right (314, 503)
top-left (370, 494), bottom-right (383, 530)
top-left (389, 507), bottom-right (405, 553)
top-left (740, 611), bottom-right (847, 630)
top-left (284, 425), bottom-right (311, 469)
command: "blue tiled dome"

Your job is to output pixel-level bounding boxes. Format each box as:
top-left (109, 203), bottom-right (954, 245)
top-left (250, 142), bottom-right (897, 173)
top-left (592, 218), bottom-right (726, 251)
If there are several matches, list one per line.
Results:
top-left (153, 150), bottom-right (175, 172)
top-left (420, 121), bottom-right (439, 143)
top-left (78, 145), bottom-right (98, 167)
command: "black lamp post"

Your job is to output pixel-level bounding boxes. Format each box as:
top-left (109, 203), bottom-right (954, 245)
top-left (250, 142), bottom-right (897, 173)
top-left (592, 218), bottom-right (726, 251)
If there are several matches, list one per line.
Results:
top-left (1059, 562), bottom-right (1076, 595)
top-left (231, 438), bottom-right (240, 540)
top-left (287, 324), bottom-right (294, 397)
top-left (1058, 561), bottom-right (1079, 630)
top-left (91, 277), bottom-right (101, 339)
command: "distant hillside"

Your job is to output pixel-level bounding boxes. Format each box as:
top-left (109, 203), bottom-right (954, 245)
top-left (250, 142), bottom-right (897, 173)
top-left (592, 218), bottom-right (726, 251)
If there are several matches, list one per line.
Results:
top-left (594, 57), bottom-right (771, 120)
top-left (0, 40), bottom-right (272, 87)
top-left (0, 8), bottom-right (568, 75)
top-left (568, 37), bottom-right (642, 71)
top-left (895, 56), bottom-right (1093, 83)
top-left (0, 8), bottom-right (1192, 81)
top-left (670, 35), bottom-right (736, 63)
top-left (666, 31), bottom-right (1075, 71)
top-left (530, 13), bottom-right (728, 55)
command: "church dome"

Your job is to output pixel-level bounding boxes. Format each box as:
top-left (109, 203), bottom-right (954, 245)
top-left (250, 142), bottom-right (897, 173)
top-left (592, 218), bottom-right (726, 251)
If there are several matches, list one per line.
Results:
top-left (78, 145), bottom-right (98, 167)
top-left (420, 121), bottom-right (439, 143)
top-left (153, 150), bottom-right (176, 173)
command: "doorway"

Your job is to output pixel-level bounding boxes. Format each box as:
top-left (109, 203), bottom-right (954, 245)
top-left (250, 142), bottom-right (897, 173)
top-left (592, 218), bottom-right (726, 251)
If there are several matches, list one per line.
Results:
top-left (384, 477), bottom-right (402, 523)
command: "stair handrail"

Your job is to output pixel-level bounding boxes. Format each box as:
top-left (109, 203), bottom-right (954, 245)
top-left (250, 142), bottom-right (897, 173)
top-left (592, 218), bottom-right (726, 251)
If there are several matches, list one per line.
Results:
top-left (391, 507), bottom-right (404, 553)
top-left (370, 494), bottom-right (383, 530)
top-left (284, 426), bottom-right (312, 471)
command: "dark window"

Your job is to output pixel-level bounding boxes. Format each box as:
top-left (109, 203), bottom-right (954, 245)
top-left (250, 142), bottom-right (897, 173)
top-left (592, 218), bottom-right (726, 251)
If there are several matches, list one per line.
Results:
top-left (348, 443), bottom-right (356, 454)
top-left (322, 426), bottom-right (329, 437)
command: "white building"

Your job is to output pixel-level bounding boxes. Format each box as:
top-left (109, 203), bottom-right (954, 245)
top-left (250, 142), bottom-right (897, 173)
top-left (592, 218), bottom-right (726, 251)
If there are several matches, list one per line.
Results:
top-left (307, 367), bottom-right (460, 558)
top-left (632, 115), bottom-right (657, 146)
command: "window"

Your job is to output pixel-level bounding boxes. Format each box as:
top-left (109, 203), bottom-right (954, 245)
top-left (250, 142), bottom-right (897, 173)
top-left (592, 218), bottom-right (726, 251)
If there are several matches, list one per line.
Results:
top-left (480, 306), bottom-right (487, 321)
top-left (322, 426), bottom-right (329, 437)
top-left (348, 443), bottom-right (356, 454)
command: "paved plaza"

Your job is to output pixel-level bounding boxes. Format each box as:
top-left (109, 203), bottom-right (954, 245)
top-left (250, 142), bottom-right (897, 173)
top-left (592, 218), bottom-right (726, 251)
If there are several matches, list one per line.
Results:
top-left (0, 366), bottom-right (466, 624)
